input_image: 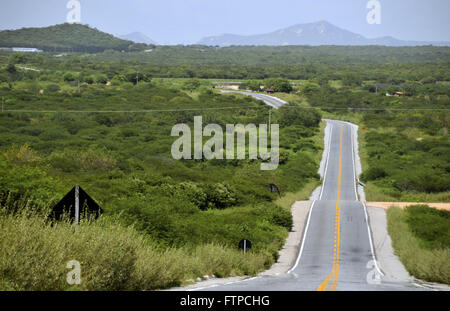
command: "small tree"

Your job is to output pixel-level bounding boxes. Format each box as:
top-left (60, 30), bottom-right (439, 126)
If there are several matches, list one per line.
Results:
top-left (8, 53), bottom-right (27, 65)
top-left (264, 78), bottom-right (292, 93)
top-left (126, 71), bottom-right (147, 85)
top-left (6, 63), bottom-right (16, 74)
top-left (300, 82), bottom-right (320, 96)
top-left (96, 74), bottom-right (108, 84)
top-left (243, 80), bottom-right (261, 91)
top-left (63, 72), bottom-right (76, 82)
top-left (181, 78), bottom-right (201, 91)
top-left (83, 76), bottom-right (94, 84)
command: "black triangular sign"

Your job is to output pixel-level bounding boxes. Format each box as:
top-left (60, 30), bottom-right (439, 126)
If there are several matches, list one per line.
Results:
top-left (51, 185), bottom-right (103, 222)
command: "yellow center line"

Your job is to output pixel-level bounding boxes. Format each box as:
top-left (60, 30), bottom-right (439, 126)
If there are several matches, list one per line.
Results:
top-left (317, 124), bottom-right (343, 291)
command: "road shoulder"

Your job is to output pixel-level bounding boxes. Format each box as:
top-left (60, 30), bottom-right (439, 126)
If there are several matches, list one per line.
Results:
top-left (367, 205), bottom-right (412, 283)
top-left (368, 205), bottom-right (450, 291)
top-left (260, 200), bottom-right (312, 276)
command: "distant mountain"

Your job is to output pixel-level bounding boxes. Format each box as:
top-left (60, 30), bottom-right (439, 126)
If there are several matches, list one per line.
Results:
top-left (119, 32), bottom-right (157, 45)
top-left (198, 21), bottom-right (450, 47)
top-left (0, 23), bottom-right (149, 53)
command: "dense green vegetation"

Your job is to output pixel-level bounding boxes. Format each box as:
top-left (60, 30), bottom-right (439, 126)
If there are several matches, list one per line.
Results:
top-left (301, 75), bottom-right (449, 202)
top-left (0, 49), bottom-right (324, 289)
top-left (0, 24), bottom-right (150, 53)
top-left (0, 42), bottom-right (448, 289)
top-left (360, 131), bottom-right (449, 198)
top-left (0, 81), bottom-right (321, 247)
top-left (92, 45), bottom-right (450, 65)
top-left (1, 43), bottom-right (449, 83)
top-left (387, 206), bottom-right (449, 284)
top-left (0, 205), bottom-right (271, 290)
top-left (404, 205), bottom-right (450, 250)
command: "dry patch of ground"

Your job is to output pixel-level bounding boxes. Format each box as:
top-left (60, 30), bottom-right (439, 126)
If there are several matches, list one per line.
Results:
top-left (367, 202), bottom-right (450, 211)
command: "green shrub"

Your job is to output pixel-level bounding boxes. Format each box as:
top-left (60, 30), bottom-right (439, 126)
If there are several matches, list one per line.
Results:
top-left (63, 72), bottom-right (76, 82)
top-left (387, 206), bottom-right (450, 284)
top-left (96, 75), bottom-right (108, 85)
top-left (46, 84), bottom-right (60, 93)
top-left (404, 205), bottom-right (450, 250)
top-left (361, 167), bottom-right (387, 181)
top-left (181, 79), bottom-right (201, 91)
top-left (49, 148), bottom-right (116, 172)
top-left (204, 183), bottom-right (238, 210)
top-left (0, 206), bottom-right (273, 290)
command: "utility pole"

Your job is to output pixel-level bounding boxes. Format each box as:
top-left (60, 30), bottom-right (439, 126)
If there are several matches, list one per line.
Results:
top-left (77, 80), bottom-right (80, 93)
top-left (268, 108), bottom-right (272, 133)
top-left (136, 70), bottom-right (139, 85)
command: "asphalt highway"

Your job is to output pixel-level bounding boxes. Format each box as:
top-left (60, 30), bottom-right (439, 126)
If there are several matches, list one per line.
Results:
top-left (219, 90), bottom-right (287, 108)
top-left (196, 120), bottom-right (427, 291)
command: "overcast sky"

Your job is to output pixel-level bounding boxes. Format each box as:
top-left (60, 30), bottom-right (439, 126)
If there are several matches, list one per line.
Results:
top-left (0, 0), bottom-right (449, 44)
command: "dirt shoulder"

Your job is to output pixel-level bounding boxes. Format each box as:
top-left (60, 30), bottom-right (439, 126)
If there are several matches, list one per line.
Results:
top-left (367, 205), bottom-right (450, 291)
top-left (260, 200), bottom-right (312, 276)
top-left (367, 202), bottom-right (450, 211)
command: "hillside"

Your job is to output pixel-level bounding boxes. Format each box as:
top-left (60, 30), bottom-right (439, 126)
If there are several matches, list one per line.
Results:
top-left (0, 23), bottom-right (149, 53)
top-left (198, 21), bottom-right (450, 47)
top-left (119, 32), bottom-right (157, 45)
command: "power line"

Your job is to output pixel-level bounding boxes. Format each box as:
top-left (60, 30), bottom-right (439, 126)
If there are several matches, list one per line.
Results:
top-left (0, 106), bottom-right (260, 113)
top-left (1, 106), bottom-right (449, 113)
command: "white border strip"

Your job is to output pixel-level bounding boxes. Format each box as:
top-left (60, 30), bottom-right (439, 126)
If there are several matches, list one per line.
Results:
top-left (362, 201), bottom-right (384, 277)
top-left (349, 123), bottom-right (359, 201)
top-left (187, 276), bottom-right (260, 291)
top-left (319, 123), bottom-right (333, 200)
top-left (287, 200), bottom-right (316, 275)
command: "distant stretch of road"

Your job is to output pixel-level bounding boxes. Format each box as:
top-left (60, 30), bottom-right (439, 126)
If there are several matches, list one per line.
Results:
top-left (196, 93), bottom-right (428, 291)
top-left (219, 90), bottom-right (287, 109)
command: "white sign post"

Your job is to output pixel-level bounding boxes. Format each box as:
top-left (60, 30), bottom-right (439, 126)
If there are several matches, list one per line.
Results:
top-left (74, 185), bottom-right (80, 225)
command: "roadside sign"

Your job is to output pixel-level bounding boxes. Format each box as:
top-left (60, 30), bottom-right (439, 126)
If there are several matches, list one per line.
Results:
top-left (268, 183), bottom-right (281, 197)
top-left (239, 239), bottom-right (252, 254)
top-left (51, 185), bottom-right (103, 224)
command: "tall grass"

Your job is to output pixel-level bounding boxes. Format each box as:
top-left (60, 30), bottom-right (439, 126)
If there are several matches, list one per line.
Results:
top-left (365, 183), bottom-right (450, 202)
top-left (0, 205), bottom-right (273, 291)
top-left (275, 178), bottom-right (320, 211)
top-left (387, 206), bottom-right (450, 284)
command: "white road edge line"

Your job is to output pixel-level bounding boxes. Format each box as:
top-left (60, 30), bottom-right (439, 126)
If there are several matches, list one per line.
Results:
top-left (186, 97), bottom-right (310, 289)
top-left (346, 119), bottom-right (384, 277)
top-left (219, 90), bottom-right (286, 109)
top-left (288, 120), bottom-right (333, 275)
top-left (287, 200), bottom-right (316, 275)
top-left (412, 282), bottom-right (438, 291)
top-left (362, 200), bottom-right (385, 277)
top-left (187, 276), bottom-right (261, 291)
top-left (349, 123), bottom-right (359, 201)
top-left (319, 121), bottom-right (333, 200)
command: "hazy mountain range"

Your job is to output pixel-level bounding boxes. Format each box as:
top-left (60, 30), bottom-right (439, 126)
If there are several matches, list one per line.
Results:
top-left (198, 21), bottom-right (450, 47)
top-left (2, 22), bottom-right (448, 51)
